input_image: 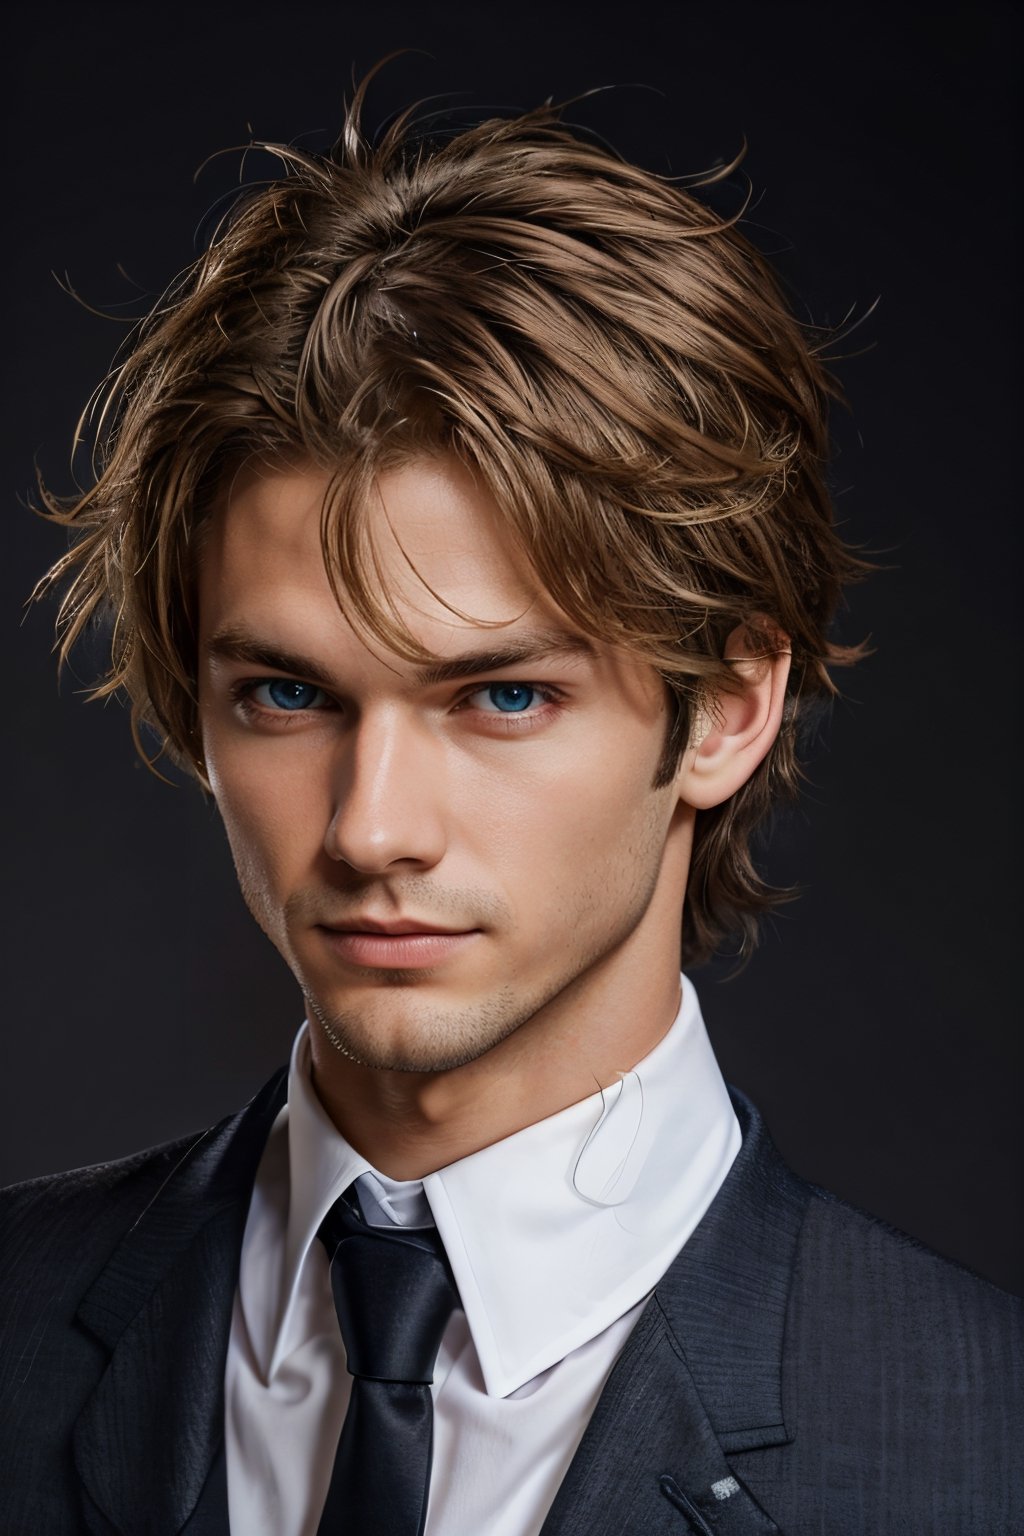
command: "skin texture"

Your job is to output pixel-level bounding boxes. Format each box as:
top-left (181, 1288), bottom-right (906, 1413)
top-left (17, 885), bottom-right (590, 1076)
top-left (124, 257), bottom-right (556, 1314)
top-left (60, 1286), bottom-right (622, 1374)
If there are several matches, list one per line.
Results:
top-left (197, 455), bottom-right (790, 1177)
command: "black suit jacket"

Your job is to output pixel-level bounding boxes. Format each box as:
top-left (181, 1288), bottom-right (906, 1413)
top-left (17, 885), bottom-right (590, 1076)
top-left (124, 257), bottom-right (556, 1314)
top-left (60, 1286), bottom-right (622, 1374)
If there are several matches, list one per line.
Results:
top-left (1, 1070), bottom-right (1021, 1536)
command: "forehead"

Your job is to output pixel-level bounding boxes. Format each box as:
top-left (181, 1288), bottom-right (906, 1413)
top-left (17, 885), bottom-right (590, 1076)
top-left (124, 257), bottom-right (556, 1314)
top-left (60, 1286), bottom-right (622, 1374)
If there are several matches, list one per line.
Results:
top-left (198, 454), bottom-right (555, 653)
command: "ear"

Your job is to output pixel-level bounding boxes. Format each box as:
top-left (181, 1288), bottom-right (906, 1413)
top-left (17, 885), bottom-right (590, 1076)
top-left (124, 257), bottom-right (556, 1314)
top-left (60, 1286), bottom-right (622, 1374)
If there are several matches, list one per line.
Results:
top-left (676, 622), bottom-right (792, 811)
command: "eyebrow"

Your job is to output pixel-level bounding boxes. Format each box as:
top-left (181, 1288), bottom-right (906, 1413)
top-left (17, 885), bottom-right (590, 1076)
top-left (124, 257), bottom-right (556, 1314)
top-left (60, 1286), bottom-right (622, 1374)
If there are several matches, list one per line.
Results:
top-left (205, 626), bottom-right (597, 690)
top-left (416, 631), bottom-right (596, 686)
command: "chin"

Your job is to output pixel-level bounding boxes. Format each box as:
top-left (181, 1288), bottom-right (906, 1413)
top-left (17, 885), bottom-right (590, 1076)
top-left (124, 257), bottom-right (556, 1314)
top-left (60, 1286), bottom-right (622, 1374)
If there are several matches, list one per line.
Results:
top-left (306, 982), bottom-right (528, 1075)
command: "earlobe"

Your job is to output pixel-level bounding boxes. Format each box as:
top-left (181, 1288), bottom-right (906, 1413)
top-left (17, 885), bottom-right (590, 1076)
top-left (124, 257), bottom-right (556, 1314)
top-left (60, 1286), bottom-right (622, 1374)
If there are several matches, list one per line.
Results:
top-left (677, 623), bottom-right (791, 811)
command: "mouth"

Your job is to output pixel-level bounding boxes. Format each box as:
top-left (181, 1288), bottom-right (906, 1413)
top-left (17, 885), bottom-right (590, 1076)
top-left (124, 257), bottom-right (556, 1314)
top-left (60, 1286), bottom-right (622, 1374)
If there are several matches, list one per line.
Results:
top-left (324, 916), bottom-right (472, 937)
top-left (315, 917), bottom-right (481, 970)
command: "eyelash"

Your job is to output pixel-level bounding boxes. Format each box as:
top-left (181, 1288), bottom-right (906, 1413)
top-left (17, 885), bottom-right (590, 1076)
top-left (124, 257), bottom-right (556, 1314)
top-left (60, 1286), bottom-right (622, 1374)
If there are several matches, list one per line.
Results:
top-left (230, 680), bottom-right (336, 722)
top-left (229, 678), bottom-right (566, 731)
top-left (457, 682), bottom-right (564, 728)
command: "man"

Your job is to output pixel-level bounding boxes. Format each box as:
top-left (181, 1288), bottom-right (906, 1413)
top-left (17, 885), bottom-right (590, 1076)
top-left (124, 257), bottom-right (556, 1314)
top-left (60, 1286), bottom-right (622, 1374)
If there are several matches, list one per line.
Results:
top-left (2, 80), bottom-right (1020, 1535)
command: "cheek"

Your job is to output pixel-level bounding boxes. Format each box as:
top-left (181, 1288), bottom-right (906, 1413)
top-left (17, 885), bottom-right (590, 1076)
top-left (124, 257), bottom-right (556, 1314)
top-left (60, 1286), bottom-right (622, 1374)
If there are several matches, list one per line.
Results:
top-left (207, 742), bottom-right (331, 895)
top-left (470, 736), bottom-right (669, 894)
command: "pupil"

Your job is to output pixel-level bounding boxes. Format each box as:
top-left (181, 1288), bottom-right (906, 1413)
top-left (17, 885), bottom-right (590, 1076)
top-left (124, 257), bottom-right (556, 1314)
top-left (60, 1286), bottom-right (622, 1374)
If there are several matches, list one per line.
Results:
top-left (269, 680), bottom-right (316, 710)
top-left (491, 684), bottom-right (533, 712)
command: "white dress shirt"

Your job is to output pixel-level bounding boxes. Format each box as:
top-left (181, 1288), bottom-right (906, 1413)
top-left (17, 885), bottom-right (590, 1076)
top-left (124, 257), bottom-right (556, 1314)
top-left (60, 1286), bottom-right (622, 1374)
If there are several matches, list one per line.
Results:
top-left (225, 975), bottom-right (741, 1536)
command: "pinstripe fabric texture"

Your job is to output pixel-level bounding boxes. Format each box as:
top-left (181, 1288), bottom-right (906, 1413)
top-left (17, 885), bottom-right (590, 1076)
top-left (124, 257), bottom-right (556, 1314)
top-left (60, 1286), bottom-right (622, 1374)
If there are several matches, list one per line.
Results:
top-left (1, 1072), bottom-right (1020, 1536)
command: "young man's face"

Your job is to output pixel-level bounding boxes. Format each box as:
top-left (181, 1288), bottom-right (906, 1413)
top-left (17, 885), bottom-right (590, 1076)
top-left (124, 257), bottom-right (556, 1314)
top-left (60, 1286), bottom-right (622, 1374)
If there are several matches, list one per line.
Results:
top-left (197, 454), bottom-right (691, 1075)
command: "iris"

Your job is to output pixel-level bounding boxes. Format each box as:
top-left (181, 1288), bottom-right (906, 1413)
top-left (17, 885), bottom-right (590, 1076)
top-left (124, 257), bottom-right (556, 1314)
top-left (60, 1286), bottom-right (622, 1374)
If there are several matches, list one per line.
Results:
top-left (488, 684), bottom-right (534, 712)
top-left (266, 680), bottom-right (322, 711)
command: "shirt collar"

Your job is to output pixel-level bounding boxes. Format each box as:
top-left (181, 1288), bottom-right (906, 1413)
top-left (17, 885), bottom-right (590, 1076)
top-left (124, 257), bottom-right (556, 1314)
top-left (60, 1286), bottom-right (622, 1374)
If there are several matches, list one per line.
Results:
top-left (247, 973), bottom-right (739, 1397)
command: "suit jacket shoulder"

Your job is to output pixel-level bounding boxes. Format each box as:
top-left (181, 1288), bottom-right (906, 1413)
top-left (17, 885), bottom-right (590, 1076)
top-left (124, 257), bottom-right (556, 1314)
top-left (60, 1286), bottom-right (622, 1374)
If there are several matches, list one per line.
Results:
top-left (3, 1130), bottom-right (204, 1291)
top-left (545, 1094), bottom-right (1023, 1536)
top-left (798, 1172), bottom-right (1021, 1339)
top-left (0, 1073), bottom-right (287, 1536)
top-left (0, 1137), bottom-right (197, 1534)
top-left (743, 1178), bottom-right (1023, 1526)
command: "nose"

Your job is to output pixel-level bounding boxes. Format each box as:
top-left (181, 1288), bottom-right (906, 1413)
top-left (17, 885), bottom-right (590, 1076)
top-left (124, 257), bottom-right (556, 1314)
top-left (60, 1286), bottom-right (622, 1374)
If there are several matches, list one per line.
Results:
top-left (323, 707), bottom-right (448, 874)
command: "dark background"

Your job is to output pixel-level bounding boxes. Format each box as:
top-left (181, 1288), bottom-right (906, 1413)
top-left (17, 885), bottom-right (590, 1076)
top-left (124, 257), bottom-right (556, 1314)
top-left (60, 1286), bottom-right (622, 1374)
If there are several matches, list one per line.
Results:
top-left (4, 3), bottom-right (1021, 1292)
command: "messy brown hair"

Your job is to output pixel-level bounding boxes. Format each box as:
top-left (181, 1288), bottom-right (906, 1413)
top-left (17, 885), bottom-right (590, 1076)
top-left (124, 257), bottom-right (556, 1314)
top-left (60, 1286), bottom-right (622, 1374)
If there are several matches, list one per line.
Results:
top-left (36, 76), bottom-right (867, 966)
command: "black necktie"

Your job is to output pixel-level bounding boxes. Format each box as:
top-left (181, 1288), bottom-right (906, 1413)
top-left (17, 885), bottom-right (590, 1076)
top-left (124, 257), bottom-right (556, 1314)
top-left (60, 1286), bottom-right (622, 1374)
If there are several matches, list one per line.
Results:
top-left (316, 1184), bottom-right (460, 1536)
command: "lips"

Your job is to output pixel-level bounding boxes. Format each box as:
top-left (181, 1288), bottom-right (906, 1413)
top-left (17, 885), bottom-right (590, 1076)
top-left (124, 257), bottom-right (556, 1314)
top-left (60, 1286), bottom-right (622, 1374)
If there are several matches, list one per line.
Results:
top-left (315, 921), bottom-right (481, 970)
top-left (321, 916), bottom-right (472, 937)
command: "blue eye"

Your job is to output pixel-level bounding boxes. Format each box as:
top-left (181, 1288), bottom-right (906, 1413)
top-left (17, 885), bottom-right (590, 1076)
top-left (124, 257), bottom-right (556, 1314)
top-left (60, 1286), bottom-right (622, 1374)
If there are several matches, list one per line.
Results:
top-left (253, 679), bottom-right (328, 711)
top-left (481, 684), bottom-right (536, 713)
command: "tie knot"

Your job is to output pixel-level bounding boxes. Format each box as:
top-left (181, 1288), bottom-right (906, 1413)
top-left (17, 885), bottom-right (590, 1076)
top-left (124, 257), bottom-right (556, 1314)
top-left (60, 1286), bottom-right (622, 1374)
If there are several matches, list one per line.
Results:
top-left (318, 1188), bottom-right (460, 1384)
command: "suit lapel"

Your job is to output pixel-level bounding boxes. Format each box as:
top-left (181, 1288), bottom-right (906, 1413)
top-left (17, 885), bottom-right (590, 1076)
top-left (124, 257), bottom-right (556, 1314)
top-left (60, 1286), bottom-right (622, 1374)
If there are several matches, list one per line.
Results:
top-left (72, 1068), bottom-right (287, 1536)
top-left (541, 1090), bottom-right (808, 1535)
